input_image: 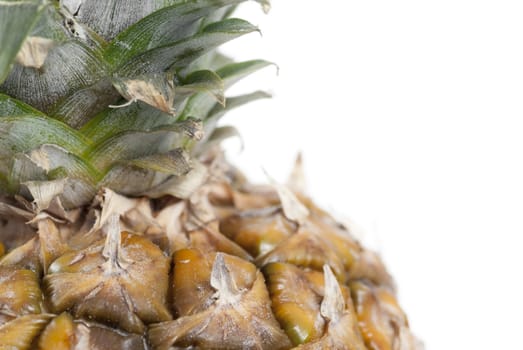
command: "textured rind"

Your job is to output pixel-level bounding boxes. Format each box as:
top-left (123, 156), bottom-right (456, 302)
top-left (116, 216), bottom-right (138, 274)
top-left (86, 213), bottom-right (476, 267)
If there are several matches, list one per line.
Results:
top-left (0, 1), bottom-right (421, 349)
top-left (0, 155), bottom-right (422, 349)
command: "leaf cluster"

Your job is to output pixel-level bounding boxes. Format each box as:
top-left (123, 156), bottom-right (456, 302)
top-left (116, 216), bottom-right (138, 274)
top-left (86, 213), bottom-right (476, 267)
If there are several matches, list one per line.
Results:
top-left (0, 0), bottom-right (273, 206)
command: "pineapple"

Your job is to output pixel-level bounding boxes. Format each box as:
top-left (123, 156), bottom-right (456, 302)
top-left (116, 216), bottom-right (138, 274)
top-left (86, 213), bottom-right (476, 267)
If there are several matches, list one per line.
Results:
top-left (0, 1), bottom-right (422, 349)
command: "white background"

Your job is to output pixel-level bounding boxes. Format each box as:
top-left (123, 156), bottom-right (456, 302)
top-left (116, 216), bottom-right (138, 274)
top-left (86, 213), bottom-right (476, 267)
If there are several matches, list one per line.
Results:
top-left (221, 1), bottom-right (523, 349)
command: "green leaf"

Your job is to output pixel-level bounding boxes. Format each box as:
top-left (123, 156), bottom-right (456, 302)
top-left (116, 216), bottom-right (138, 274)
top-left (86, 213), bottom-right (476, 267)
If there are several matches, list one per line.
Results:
top-left (30, 4), bottom-right (79, 43)
top-left (177, 70), bottom-right (225, 105)
top-left (200, 4), bottom-right (238, 28)
top-left (0, 116), bottom-right (91, 158)
top-left (0, 93), bottom-right (46, 117)
top-left (133, 161), bottom-right (208, 199)
top-left (194, 125), bottom-right (241, 155)
top-left (0, 0), bottom-right (45, 84)
top-left (1, 4), bottom-right (114, 128)
top-left (192, 52), bottom-right (234, 72)
top-left (59, 0), bottom-right (159, 41)
top-left (23, 177), bottom-right (96, 209)
top-left (179, 60), bottom-right (272, 121)
top-left (27, 144), bottom-right (100, 182)
top-left (118, 18), bottom-right (258, 76)
top-left (100, 164), bottom-right (171, 196)
top-left (201, 90), bottom-right (271, 141)
top-left (118, 148), bottom-right (191, 175)
top-left (48, 79), bottom-right (121, 129)
top-left (104, 0), bottom-right (248, 67)
top-left (80, 102), bottom-right (176, 143)
top-left (203, 17), bottom-right (258, 35)
top-left (1, 40), bottom-right (110, 125)
top-left (85, 120), bottom-right (202, 171)
top-left (217, 59), bottom-right (275, 89)
top-left (208, 90), bottom-right (271, 119)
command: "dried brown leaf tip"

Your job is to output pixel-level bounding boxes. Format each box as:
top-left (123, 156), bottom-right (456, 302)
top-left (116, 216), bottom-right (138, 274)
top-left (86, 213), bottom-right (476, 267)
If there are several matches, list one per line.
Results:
top-left (311, 208), bottom-right (393, 288)
top-left (44, 215), bottom-right (171, 333)
top-left (15, 36), bottom-right (55, 69)
top-left (112, 74), bottom-right (176, 114)
top-left (268, 174), bottom-right (310, 226)
top-left (291, 266), bottom-right (367, 350)
top-left (0, 210), bottom-right (36, 254)
top-left (149, 252), bottom-right (291, 350)
top-left (251, 199), bottom-right (393, 288)
top-left (37, 218), bottom-right (70, 273)
top-left (172, 249), bottom-right (258, 319)
top-left (69, 188), bottom-right (148, 248)
top-left (220, 177), bottom-right (389, 285)
top-left (320, 265), bottom-right (345, 323)
top-left (287, 153), bottom-right (307, 194)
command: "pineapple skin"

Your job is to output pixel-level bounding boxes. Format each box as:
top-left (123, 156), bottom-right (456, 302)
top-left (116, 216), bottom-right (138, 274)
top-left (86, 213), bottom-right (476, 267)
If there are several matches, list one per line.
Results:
top-left (0, 1), bottom-right (421, 349)
top-left (0, 155), bottom-right (421, 349)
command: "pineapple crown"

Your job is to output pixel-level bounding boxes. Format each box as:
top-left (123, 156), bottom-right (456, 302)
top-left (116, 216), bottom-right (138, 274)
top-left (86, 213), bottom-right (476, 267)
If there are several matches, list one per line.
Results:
top-left (0, 0), bottom-right (272, 208)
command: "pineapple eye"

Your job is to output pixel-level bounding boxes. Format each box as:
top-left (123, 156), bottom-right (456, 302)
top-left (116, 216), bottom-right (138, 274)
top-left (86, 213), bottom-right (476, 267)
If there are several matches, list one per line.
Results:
top-left (0, 0), bottom-right (421, 348)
